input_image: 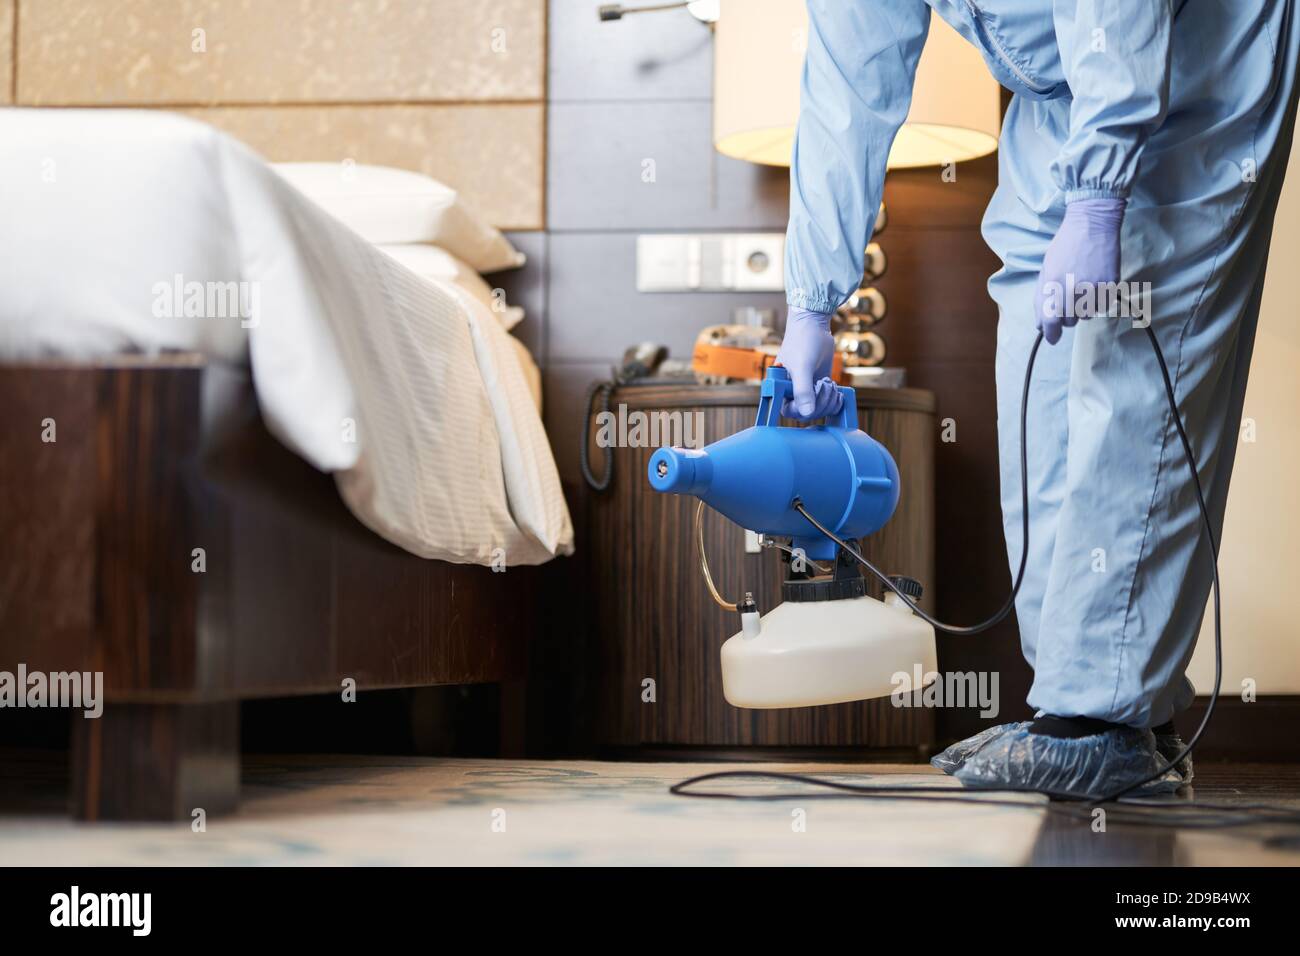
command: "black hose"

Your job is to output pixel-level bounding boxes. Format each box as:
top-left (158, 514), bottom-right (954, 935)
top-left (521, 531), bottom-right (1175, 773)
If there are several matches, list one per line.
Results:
top-left (671, 326), bottom-right (1293, 827)
top-left (793, 330), bottom-right (1042, 636)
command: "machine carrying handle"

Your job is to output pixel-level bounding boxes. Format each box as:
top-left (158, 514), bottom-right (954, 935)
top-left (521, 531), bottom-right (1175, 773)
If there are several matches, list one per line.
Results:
top-left (756, 366), bottom-right (858, 430)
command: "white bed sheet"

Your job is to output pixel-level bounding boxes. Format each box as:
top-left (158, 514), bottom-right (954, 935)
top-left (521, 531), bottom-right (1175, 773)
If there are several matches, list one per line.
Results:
top-left (0, 108), bottom-right (572, 566)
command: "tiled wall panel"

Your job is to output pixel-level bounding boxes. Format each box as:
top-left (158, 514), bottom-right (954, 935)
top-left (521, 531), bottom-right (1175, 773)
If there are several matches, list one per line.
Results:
top-left (183, 103), bottom-right (545, 229)
top-left (17, 0), bottom-right (544, 105)
top-left (547, 232), bottom-right (786, 363)
top-left (547, 100), bottom-right (787, 232)
top-left (495, 231), bottom-right (548, 357)
top-left (6, 1), bottom-right (546, 231)
top-left (0, 1), bottom-right (12, 103)
top-left (542, 0), bottom-right (791, 486)
top-left (549, 0), bottom-right (711, 102)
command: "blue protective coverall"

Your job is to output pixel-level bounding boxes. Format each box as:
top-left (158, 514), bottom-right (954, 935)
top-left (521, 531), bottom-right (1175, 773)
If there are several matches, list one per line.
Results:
top-left (786, 0), bottom-right (1300, 730)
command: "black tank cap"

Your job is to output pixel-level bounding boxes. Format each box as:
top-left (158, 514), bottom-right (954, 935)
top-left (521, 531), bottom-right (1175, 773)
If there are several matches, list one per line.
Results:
top-left (887, 575), bottom-right (924, 600)
top-left (783, 575), bottom-right (868, 603)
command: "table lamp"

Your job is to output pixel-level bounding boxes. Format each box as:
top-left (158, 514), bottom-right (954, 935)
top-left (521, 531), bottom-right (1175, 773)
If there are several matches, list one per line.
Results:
top-left (712, 0), bottom-right (1001, 378)
top-left (713, 0), bottom-right (1000, 167)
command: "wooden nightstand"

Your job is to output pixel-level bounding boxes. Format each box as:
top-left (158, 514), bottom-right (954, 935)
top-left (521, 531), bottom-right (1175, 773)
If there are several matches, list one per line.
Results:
top-left (585, 381), bottom-right (937, 757)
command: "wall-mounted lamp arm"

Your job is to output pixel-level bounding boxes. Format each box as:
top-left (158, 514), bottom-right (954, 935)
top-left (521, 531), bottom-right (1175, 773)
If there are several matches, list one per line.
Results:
top-left (598, 1), bottom-right (718, 23)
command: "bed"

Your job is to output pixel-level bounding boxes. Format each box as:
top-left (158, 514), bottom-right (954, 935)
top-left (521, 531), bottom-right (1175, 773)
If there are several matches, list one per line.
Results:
top-left (0, 109), bottom-right (573, 820)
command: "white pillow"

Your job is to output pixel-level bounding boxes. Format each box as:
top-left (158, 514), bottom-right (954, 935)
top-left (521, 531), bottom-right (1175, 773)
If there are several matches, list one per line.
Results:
top-left (376, 244), bottom-right (524, 331)
top-left (271, 162), bottom-right (525, 273)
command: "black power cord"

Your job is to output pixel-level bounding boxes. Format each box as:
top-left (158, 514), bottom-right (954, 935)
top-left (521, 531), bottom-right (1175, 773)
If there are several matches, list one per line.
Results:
top-left (795, 330), bottom-right (1042, 637)
top-left (581, 346), bottom-right (670, 492)
top-left (579, 380), bottom-right (616, 492)
top-left (668, 769), bottom-right (1300, 830)
top-left (672, 326), bottom-right (1300, 831)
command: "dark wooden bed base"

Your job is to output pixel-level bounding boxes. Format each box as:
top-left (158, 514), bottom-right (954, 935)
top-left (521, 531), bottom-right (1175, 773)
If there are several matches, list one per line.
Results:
top-left (0, 357), bottom-right (540, 820)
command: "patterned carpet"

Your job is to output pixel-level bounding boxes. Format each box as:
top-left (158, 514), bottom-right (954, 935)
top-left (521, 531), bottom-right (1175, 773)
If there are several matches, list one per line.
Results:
top-left (2, 754), bottom-right (1299, 866)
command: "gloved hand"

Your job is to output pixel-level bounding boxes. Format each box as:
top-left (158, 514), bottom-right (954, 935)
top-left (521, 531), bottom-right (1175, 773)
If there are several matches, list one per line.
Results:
top-left (776, 307), bottom-right (844, 420)
top-left (1033, 197), bottom-right (1126, 345)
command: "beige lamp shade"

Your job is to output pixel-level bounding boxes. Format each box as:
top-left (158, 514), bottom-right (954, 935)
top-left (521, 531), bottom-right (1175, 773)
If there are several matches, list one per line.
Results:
top-left (713, 0), bottom-right (1001, 168)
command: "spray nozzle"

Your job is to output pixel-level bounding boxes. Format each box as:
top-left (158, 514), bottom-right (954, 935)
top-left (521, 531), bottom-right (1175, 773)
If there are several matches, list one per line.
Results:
top-left (737, 591), bottom-right (761, 639)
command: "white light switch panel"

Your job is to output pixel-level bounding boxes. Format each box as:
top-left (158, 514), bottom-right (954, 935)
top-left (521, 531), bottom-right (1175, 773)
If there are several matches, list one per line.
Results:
top-left (636, 233), bottom-right (785, 292)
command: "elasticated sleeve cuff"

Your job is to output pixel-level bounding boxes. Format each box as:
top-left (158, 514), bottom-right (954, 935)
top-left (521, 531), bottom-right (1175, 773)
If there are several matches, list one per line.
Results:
top-left (1064, 186), bottom-right (1130, 204)
top-left (785, 290), bottom-right (837, 315)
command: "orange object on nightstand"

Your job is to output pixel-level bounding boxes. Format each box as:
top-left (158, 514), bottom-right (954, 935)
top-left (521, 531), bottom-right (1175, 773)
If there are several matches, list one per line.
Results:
top-left (692, 342), bottom-right (845, 383)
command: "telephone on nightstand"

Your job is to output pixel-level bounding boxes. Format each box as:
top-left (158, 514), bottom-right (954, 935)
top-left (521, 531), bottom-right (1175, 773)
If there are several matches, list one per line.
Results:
top-left (580, 343), bottom-right (680, 492)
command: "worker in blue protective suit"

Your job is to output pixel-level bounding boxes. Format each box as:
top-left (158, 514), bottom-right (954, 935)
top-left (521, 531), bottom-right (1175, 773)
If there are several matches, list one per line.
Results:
top-left (779, 0), bottom-right (1300, 798)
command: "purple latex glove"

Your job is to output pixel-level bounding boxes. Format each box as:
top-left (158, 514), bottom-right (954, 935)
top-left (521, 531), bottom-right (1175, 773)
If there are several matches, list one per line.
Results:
top-left (1033, 198), bottom-right (1126, 345)
top-left (776, 307), bottom-right (844, 420)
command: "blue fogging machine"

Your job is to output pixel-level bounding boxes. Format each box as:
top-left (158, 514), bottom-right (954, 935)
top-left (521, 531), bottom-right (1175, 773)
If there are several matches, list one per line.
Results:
top-left (647, 366), bottom-right (937, 708)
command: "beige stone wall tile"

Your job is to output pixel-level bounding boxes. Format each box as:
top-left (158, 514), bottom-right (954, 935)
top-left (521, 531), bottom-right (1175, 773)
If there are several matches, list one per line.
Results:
top-left (0, 0), bottom-right (12, 104)
top-left (181, 103), bottom-right (544, 230)
top-left (18, 0), bottom-right (544, 106)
